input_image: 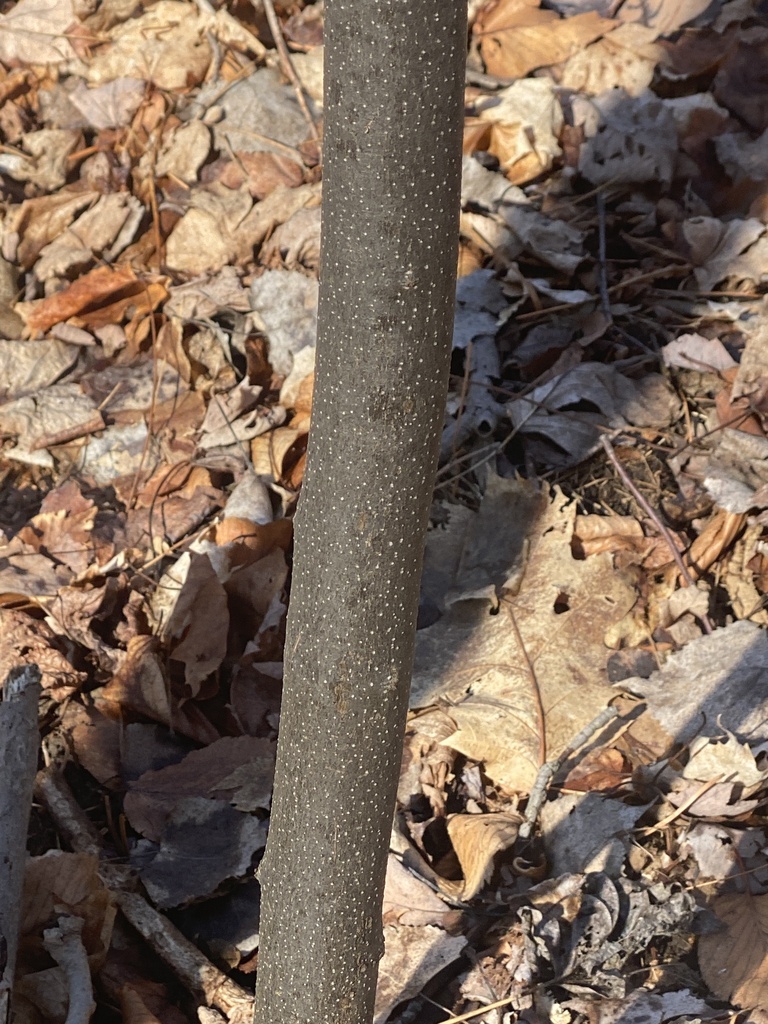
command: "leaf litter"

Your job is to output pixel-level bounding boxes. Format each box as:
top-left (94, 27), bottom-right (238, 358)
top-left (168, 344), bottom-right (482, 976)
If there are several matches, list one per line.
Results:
top-left (1, 0), bottom-right (768, 1020)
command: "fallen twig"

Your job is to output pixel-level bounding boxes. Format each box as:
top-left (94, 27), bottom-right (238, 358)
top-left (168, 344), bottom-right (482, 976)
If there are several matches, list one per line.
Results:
top-left (36, 760), bottom-right (252, 1021)
top-left (519, 704), bottom-right (620, 840)
top-left (259, 0), bottom-right (320, 141)
top-left (113, 892), bottom-right (252, 1017)
top-left (600, 434), bottom-right (714, 634)
top-left (0, 664), bottom-right (42, 1022)
top-left (43, 916), bottom-right (95, 1024)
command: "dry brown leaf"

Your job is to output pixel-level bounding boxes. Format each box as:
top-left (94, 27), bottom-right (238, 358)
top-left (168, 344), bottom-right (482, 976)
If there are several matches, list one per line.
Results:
top-left (683, 216), bottom-right (765, 292)
top-left (478, 79), bottom-right (563, 185)
top-left (20, 852), bottom-right (115, 961)
top-left (561, 23), bottom-right (662, 96)
top-left (18, 264), bottom-right (135, 334)
top-left (34, 193), bottom-right (143, 282)
top-left (2, 129), bottom-right (82, 191)
top-left (0, 538), bottom-right (73, 605)
top-left (620, 621), bottom-right (768, 755)
top-left (86, 1), bottom-right (213, 90)
top-left (563, 748), bottom-right (631, 793)
top-left (17, 480), bottom-right (104, 575)
top-left (155, 120), bottom-right (211, 185)
top-left (572, 515), bottom-right (647, 558)
top-left (475, 0), bottom-right (614, 80)
top-left (699, 891), bottom-right (768, 1008)
top-left (617, 0), bottom-right (712, 35)
top-left (661, 333), bottom-right (738, 373)
top-left (214, 517), bottom-right (293, 560)
top-left (214, 151), bottom-right (305, 199)
top-left (0, 383), bottom-right (102, 467)
top-left (679, 509), bottom-right (747, 582)
top-left (166, 183), bottom-right (320, 276)
top-left (0, 608), bottom-right (84, 699)
top-left (250, 427), bottom-right (308, 487)
top-left (439, 812), bottom-right (522, 900)
top-left (162, 552), bottom-right (229, 694)
top-left (713, 39), bottom-right (768, 133)
top-left (723, 524), bottom-right (768, 627)
top-left (62, 700), bottom-right (122, 789)
top-left (0, 0), bottom-right (78, 65)
top-left (120, 987), bottom-right (164, 1024)
top-left (7, 191), bottom-right (97, 269)
top-left (99, 635), bottom-right (219, 743)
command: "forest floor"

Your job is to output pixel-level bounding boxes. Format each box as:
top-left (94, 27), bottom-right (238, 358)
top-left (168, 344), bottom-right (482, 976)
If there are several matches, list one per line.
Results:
top-left (1, 0), bottom-right (768, 1021)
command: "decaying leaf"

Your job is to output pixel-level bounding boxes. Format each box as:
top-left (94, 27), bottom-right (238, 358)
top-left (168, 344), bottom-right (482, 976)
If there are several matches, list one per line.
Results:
top-left (620, 621), bottom-right (768, 750)
top-left (123, 736), bottom-right (275, 841)
top-left (475, 0), bottom-right (614, 81)
top-left (383, 855), bottom-right (459, 928)
top-left (539, 792), bottom-right (649, 877)
top-left (0, 0), bottom-right (78, 65)
top-left (477, 78), bottom-right (563, 184)
top-left (139, 797), bottom-right (268, 909)
top-left (412, 489), bottom-right (635, 792)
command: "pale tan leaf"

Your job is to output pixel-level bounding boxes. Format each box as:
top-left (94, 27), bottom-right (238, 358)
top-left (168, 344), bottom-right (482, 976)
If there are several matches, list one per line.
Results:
top-left (572, 514), bottom-right (646, 557)
top-left (683, 216), bottom-right (765, 291)
top-left (618, 0), bottom-right (713, 35)
top-left (86, 1), bottom-right (212, 89)
top-left (561, 23), bottom-right (661, 96)
top-left (0, 0), bottom-right (77, 65)
top-left (383, 856), bottom-right (458, 927)
top-left (0, 339), bottom-right (78, 397)
top-left (683, 733), bottom-right (768, 789)
top-left (477, 78), bottom-right (562, 184)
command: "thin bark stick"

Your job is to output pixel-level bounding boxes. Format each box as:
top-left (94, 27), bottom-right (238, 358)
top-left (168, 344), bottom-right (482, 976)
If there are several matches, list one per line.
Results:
top-left (36, 764), bottom-right (249, 1018)
top-left (259, 0), bottom-right (319, 140)
top-left (0, 664), bottom-right (41, 1024)
top-left (43, 916), bottom-right (95, 1024)
top-left (112, 892), bottom-right (251, 1016)
top-left (519, 704), bottom-right (620, 840)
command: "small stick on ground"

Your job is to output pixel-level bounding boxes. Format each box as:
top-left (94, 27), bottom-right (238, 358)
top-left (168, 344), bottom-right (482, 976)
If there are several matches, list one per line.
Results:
top-left (35, 761), bottom-right (102, 859)
top-left (600, 434), bottom-right (714, 634)
top-left (36, 761), bottom-right (251, 1019)
top-left (259, 0), bottom-right (320, 141)
top-left (43, 916), bottom-right (95, 1024)
top-left (0, 664), bottom-right (42, 1022)
top-left (113, 892), bottom-right (252, 1017)
top-left (519, 704), bottom-right (620, 840)
top-left (596, 192), bottom-right (612, 322)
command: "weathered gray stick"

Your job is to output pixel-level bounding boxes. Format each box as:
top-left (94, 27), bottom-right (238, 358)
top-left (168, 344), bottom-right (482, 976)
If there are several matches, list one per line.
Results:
top-left (0, 664), bottom-right (41, 1023)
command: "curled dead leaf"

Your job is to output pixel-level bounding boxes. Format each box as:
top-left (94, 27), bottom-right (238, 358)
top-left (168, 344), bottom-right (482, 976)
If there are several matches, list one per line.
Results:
top-left (214, 517), bottom-right (293, 560)
top-left (438, 812), bottom-right (522, 901)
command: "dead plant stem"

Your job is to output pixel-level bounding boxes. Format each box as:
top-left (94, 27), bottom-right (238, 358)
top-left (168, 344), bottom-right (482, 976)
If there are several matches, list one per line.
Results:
top-left (259, 0), bottom-right (320, 141)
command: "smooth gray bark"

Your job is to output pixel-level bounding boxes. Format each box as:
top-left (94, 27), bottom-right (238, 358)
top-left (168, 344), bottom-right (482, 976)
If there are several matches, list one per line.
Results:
top-left (252, 2), bottom-right (466, 1023)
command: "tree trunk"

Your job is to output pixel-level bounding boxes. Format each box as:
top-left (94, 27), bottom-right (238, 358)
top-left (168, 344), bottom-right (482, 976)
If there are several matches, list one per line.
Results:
top-left (252, 2), bottom-right (466, 1023)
